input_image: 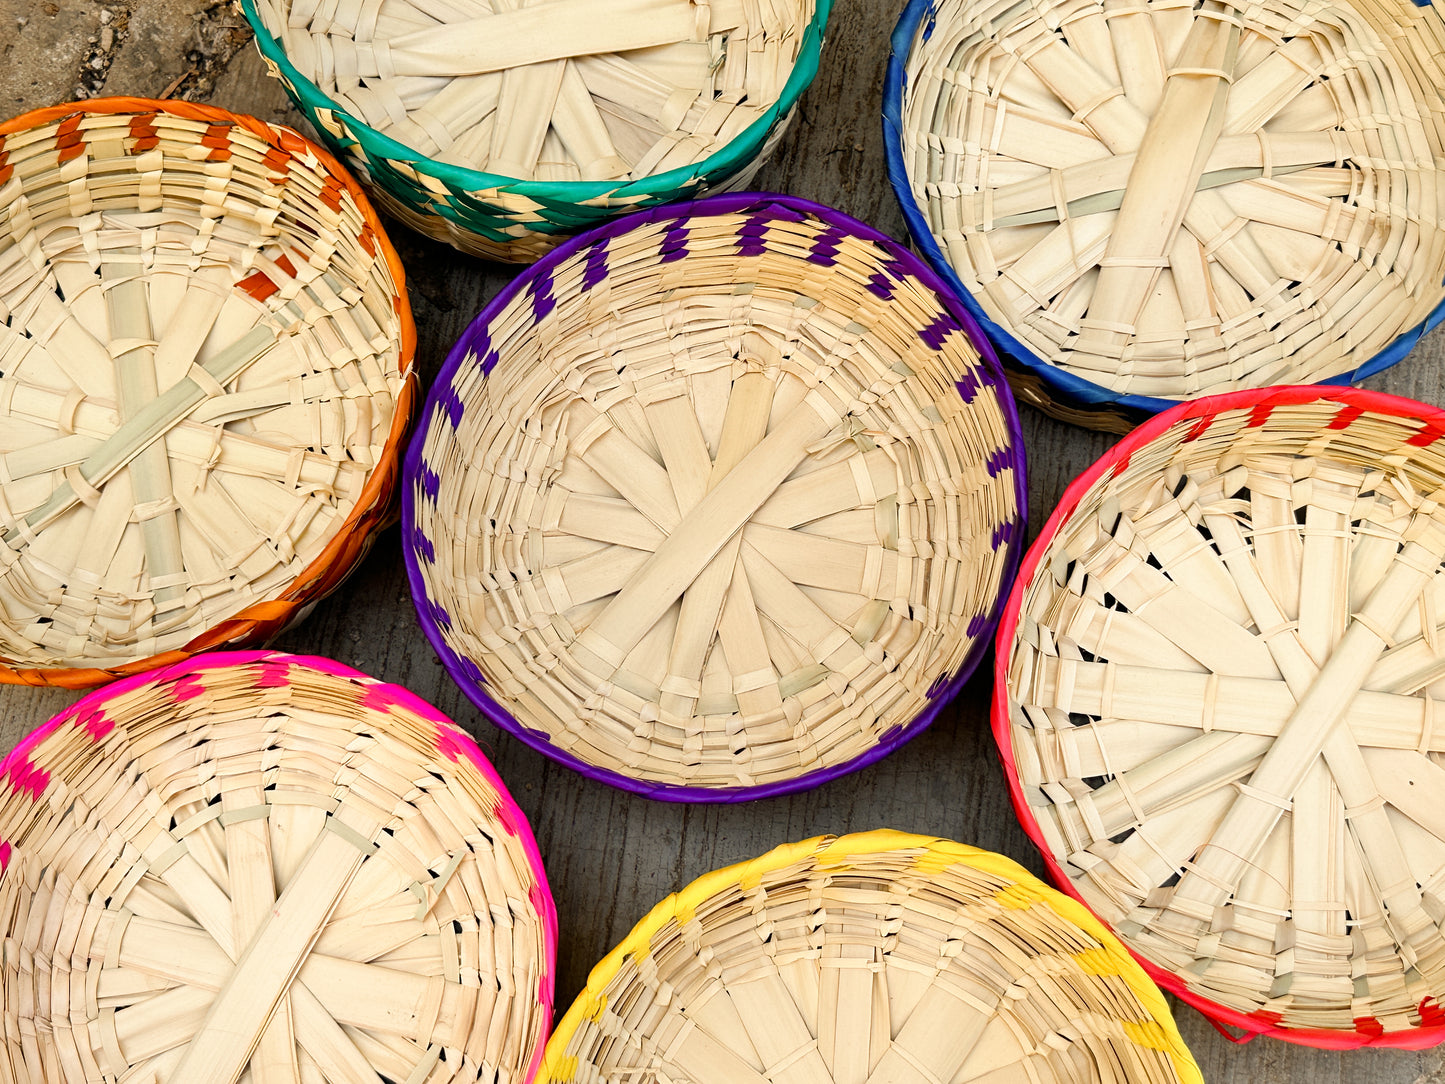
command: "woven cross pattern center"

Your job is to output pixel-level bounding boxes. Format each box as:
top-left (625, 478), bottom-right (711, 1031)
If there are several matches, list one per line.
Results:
top-left (0, 110), bottom-right (408, 672)
top-left (0, 655), bottom-right (553, 1084)
top-left (411, 204), bottom-right (1022, 793)
top-left (251, 0), bottom-right (816, 187)
top-left (1006, 397), bottom-right (1445, 1035)
top-left (542, 835), bottom-right (1202, 1084)
top-left (901, 0), bottom-right (1445, 399)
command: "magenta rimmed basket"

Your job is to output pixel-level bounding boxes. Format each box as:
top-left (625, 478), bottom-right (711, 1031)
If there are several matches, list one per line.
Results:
top-left (404, 192), bottom-right (1028, 802)
top-left (0, 650), bottom-right (557, 1083)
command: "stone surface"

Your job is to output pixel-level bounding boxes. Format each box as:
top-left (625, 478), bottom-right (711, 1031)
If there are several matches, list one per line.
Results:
top-left (2, 1), bottom-right (1445, 1079)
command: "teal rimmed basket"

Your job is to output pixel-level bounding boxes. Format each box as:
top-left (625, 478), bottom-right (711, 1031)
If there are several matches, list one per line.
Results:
top-left (240, 0), bottom-right (832, 262)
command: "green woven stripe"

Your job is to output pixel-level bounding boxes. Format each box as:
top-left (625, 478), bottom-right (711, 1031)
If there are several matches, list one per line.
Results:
top-left (240, 1), bottom-right (832, 245)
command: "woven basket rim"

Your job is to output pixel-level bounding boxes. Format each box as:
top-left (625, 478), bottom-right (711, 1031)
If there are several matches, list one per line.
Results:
top-left (881, 0), bottom-right (1445, 421)
top-left (0, 97), bottom-right (420, 690)
top-left (990, 383), bottom-right (1445, 1050)
top-left (0, 647), bottom-right (560, 1076)
top-left (540, 828), bottom-right (1203, 1084)
top-left (237, 0), bottom-right (834, 208)
top-left (401, 190), bottom-right (1030, 803)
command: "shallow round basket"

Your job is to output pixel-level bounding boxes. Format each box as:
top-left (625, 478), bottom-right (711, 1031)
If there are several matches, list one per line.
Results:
top-left (539, 830), bottom-right (1203, 1084)
top-left (240, 0), bottom-right (831, 263)
top-left (0, 650), bottom-right (557, 1084)
top-left (995, 385), bottom-right (1445, 1047)
top-left (404, 193), bottom-right (1027, 800)
top-left (0, 99), bottom-right (417, 688)
top-left (884, 0), bottom-right (1445, 433)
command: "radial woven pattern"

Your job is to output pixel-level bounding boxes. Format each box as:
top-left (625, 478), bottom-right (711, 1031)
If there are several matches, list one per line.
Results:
top-left (0, 100), bottom-right (415, 686)
top-left (242, 0), bottom-right (830, 261)
top-left (0, 651), bottom-right (556, 1084)
top-left (539, 831), bottom-right (1203, 1084)
top-left (406, 194), bottom-right (1025, 799)
top-left (893, 0), bottom-right (1445, 425)
top-left (998, 387), bottom-right (1445, 1044)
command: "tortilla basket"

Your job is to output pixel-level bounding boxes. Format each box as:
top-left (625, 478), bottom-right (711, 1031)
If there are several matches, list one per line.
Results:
top-left (538, 830), bottom-right (1203, 1084)
top-left (0, 99), bottom-right (417, 688)
top-left (0, 649), bottom-right (557, 1083)
top-left (996, 385), bottom-right (1445, 1047)
top-left (884, 0), bottom-right (1445, 432)
top-left (240, 0), bottom-right (832, 262)
top-left (403, 192), bottom-right (1027, 800)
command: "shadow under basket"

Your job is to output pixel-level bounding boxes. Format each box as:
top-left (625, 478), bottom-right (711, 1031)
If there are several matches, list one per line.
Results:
top-left (996, 385), bottom-right (1445, 1047)
top-left (0, 99), bottom-right (417, 688)
top-left (885, 0), bottom-right (1445, 432)
top-left (0, 650), bottom-right (557, 1084)
top-left (539, 830), bottom-right (1204, 1084)
top-left (241, 0), bottom-right (833, 262)
top-left (404, 192), bottom-right (1027, 800)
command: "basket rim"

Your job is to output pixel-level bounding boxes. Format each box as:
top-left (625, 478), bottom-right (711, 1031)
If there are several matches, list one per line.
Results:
top-left (539, 828), bottom-right (1203, 1084)
top-left (881, 0), bottom-right (1445, 420)
top-left (237, 0), bottom-right (835, 209)
top-left (0, 647), bottom-right (560, 1081)
top-left (0, 97), bottom-right (420, 690)
top-left (990, 383), bottom-right (1445, 1049)
top-left (401, 190), bottom-right (1029, 803)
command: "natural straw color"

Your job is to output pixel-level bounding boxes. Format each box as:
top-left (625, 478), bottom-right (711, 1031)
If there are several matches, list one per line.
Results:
top-left (0, 651), bottom-right (557, 1084)
top-left (0, 100), bottom-right (415, 687)
top-left (894, 0), bottom-right (1445, 426)
top-left (997, 387), bottom-right (1445, 1045)
top-left (539, 831), bottom-right (1203, 1084)
top-left (406, 195), bottom-right (1025, 798)
top-left (242, 0), bottom-right (829, 261)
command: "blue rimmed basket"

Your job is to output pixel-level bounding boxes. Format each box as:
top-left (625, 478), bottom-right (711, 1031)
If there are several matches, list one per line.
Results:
top-left (403, 192), bottom-right (1027, 801)
top-left (240, 0), bottom-right (832, 263)
top-left (885, 0), bottom-right (1445, 433)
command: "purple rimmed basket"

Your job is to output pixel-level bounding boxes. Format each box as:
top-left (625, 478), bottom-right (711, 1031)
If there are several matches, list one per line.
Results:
top-left (0, 650), bottom-right (557, 1083)
top-left (404, 192), bottom-right (1027, 801)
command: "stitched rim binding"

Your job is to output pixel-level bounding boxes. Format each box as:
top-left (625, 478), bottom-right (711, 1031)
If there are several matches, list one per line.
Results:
top-left (993, 384), bottom-right (1445, 1047)
top-left (403, 191), bottom-right (1028, 801)
top-left (239, 0), bottom-right (833, 259)
top-left (539, 830), bottom-right (1204, 1084)
top-left (0, 98), bottom-right (418, 688)
top-left (883, 0), bottom-right (1445, 432)
top-left (0, 649), bottom-right (558, 1084)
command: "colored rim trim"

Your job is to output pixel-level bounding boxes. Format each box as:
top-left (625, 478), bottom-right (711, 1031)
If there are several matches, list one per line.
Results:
top-left (991, 383), bottom-right (1445, 1048)
top-left (403, 190), bottom-right (1029, 802)
top-left (882, 0), bottom-right (1445, 421)
top-left (541, 829), bottom-right (1204, 1084)
top-left (0, 648), bottom-right (559, 1080)
top-left (239, 0), bottom-right (833, 217)
top-left (0, 97), bottom-right (419, 689)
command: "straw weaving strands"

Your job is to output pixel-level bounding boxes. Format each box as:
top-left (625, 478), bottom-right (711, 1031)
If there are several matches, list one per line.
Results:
top-left (900, 0), bottom-right (1445, 401)
top-left (255, 0), bottom-right (814, 182)
top-left (1004, 395), bottom-right (1445, 1036)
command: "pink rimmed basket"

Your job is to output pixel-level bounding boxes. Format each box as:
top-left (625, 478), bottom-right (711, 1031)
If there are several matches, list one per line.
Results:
top-left (995, 385), bottom-right (1445, 1048)
top-left (0, 650), bottom-right (557, 1083)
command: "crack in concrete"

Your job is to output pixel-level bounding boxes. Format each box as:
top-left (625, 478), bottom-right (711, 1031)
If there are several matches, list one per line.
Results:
top-left (75, 1), bottom-right (133, 100)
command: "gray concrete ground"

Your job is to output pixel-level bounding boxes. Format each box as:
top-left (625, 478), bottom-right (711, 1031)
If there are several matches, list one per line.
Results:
top-left (3, 1), bottom-right (1445, 1080)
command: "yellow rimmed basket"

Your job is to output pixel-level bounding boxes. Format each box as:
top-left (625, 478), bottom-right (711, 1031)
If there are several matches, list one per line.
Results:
top-left (0, 99), bottom-right (416, 688)
top-left (539, 830), bottom-right (1203, 1084)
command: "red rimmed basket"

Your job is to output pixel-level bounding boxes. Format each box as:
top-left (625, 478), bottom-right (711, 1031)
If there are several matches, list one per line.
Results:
top-left (0, 650), bottom-right (557, 1083)
top-left (0, 99), bottom-right (417, 689)
top-left (994, 385), bottom-right (1445, 1048)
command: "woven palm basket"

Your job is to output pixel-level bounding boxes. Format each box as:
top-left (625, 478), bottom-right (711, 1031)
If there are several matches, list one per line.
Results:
top-left (403, 193), bottom-right (1027, 800)
top-left (0, 99), bottom-right (416, 689)
top-left (884, 0), bottom-right (1445, 432)
top-left (538, 831), bottom-right (1203, 1084)
top-left (0, 650), bottom-right (557, 1084)
top-left (240, 0), bottom-right (831, 262)
top-left (995, 385), bottom-right (1445, 1047)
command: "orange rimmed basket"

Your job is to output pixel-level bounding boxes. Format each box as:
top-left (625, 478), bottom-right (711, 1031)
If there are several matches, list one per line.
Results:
top-left (995, 385), bottom-right (1445, 1048)
top-left (0, 98), bottom-right (417, 689)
